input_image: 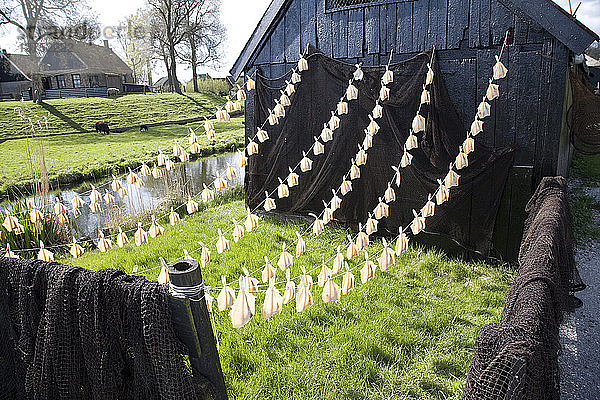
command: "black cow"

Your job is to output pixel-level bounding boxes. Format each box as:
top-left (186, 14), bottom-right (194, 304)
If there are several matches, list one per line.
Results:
top-left (140, 124), bottom-right (149, 132)
top-left (95, 121), bottom-right (110, 134)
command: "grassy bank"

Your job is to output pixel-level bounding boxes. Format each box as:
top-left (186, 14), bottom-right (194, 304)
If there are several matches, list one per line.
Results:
top-left (569, 151), bottom-right (600, 244)
top-left (67, 199), bottom-right (513, 400)
top-left (1, 92), bottom-right (225, 138)
top-left (0, 117), bottom-right (244, 199)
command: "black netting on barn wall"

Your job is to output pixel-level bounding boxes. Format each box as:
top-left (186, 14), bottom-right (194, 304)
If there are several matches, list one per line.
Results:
top-left (570, 71), bottom-right (600, 155)
top-left (247, 47), bottom-right (514, 255)
top-left (0, 258), bottom-right (213, 400)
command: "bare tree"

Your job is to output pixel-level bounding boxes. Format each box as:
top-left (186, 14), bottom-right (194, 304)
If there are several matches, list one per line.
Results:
top-left (114, 10), bottom-right (154, 84)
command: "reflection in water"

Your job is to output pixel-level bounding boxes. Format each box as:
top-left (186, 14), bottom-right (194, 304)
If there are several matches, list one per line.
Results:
top-left (22, 153), bottom-right (244, 240)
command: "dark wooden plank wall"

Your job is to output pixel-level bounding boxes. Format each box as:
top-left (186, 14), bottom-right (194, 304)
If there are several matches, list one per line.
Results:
top-left (245, 0), bottom-right (570, 260)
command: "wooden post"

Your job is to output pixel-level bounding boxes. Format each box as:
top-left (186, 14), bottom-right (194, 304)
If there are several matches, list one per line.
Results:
top-left (167, 259), bottom-right (228, 400)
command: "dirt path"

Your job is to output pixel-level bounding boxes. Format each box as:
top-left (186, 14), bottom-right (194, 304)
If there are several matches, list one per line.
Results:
top-left (559, 183), bottom-right (600, 399)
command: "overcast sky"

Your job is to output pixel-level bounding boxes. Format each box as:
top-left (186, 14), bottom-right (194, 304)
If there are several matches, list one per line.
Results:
top-left (0, 0), bottom-right (598, 81)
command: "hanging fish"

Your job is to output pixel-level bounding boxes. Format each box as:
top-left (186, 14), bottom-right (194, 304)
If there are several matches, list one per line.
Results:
top-left (493, 55), bottom-right (508, 80)
top-left (274, 99), bottom-right (286, 118)
top-left (311, 213), bottom-right (324, 237)
top-left (149, 215), bottom-right (164, 238)
top-left (247, 139), bottom-right (259, 156)
top-left (195, 241), bottom-right (210, 268)
top-left (69, 237), bottom-right (84, 258)
top-left (320, 123), bottom-right (333, 143)
top-left (296, 273), bottom-right (313, 312)
top-left (372, 102), bottom-right (383, 119)
top-left (346, 80), bottom-right (358, 100)
top-left (340, 177), bottom-right (352, 195)
top-left (236, 85), bottom-right (246, 101)
top-left (201, 184), bottom-right (214, 203)
top-left (287, 167), bottom-right (299, 187)
top-left (355, 224), bottom-right (369, 251)
top-left (342, 263), bottom-right (355, 295)
top-left (395, 227), bottom-right (409, 256)
top-left (382, 65), bottom-right (394, 84)
top-left (89, 185), bottom-right (102, 204)
top-left (244, 208), bottom-right (259, 232)
top-left (285, 80), bottom-right (295, 96)
top-left (246, 77), bottom-right (255, 91)
top-left (486, 79), bottom-right (500, 101)
top-left (300, 151), bottom-right (313, 172)
top-left (444, 163), bottom-right (460, 188)
top-left (279, 90), bottom-right (291, 107)
top-left (346, 235), bottom-right (358, 260)
top-left (128, 168), bottom-right (143, 188)
top-left (4, 244), bottom-right (18, 259)
top-left (230, 277), bottom-right (255, 329)
top-left (37, 241), bottom-right (54, 262)
top-left (216, 229), bottom-right (230, 254)
top-left (150, 164), bottom-right (162, 179)
top-left (97, 230), bottom-right (112, 252)
top-left (140, 163), bottom-right (151, 177)
top-left (71, 193), bottom-right (84, 209)
top-left (426, 63), bottom-right (434, 85)
top-left (322, 275), bottom-right (340, 303)
top-left (179, 150), bottom-right (190, 163)
top-left (217, 276), bottom-right (236, 311)
top-left (406, 130), bottom-right (419, 150)
top-left (188, 128), bottom-right (199, 146)
top-left (242, 267), bottom-right (258, 294)
top-left (295, 231), bottom-right (305, 257)
top-left (353, 64), bottom-right (364, 81)
top-left (283, 268), bottom-right (296, 304)
top-left (172, 142), bottom-right (184, 158)
top-left (412, 113), bottom-right (426, 133)
top-left (400, 146), bottom-right (413, 168)
top-left (104, 190), bottom-right (115, 204)
top-left (455, 146), bottom-right (469, 170)
top-left (262, 256), bottom-right (276, 283)
top-left (291, 70), bottom-right (302, 84)
top-left (355, 144), bottom-right (367, 166)
top-left (204, 118), bottom-right (214, 133)
top-left (379, 84), bottom-right (390, 102)
top-left (116, 226), bottom-right (129, 248)
top-left (366, 213), bottom-right (378, 235)
top-left (420, 85), bottom-right (431, 105)
top-left (349, 162), bottom-right (360, 180)
top-left (421, 194), bottom-right (436, 218)
top-left (237, 151), bottom-right (248, 168)
top-left (232, 219), bottom-right (245, 243)
top-left (328, 112), bottom-right (340, 131)
top-left (378, 238), bottom-right (395, 271)
top-left (463, 133), bottom-right (475, 155)
top-left (57, 212), bottom-right (68, 224)
top-left (361, 251), bottom-right (376, 284)
top-left (363, 131), bottom-right (373, 150)
top-left (187, 195), bottom-right (199, 214)
top-left (89, 202), bottom-right (101, 213)
top-left (157, 151), bottom-right (167, 167)
top-left (277, 242), bottom-right (293, 270)
top-left (297, 54), bottom-right (309, 71)
top-left (313, 137), bottom-right (325, 156)
top-left (262, 277), bottom-right (283, 319)
top-left (385, 183), bottom-right (396, 203)
top-left (367, 115), bottom-right (380, 135)
top-left (226, 97), bottom-right (237, 113)
top-left (277, 177), bottom-right (289, 199)
top-left (226, 164), bottom-right (237, 181)
top-left (337, 98), bottom-right (348, 115)
top-left (436, 179), bottom-right (450, 205)
top-left (477, 97), bottom-right (491, 119)
top-left (321, 201), bottom-right (333, 225)
top-left (318, 260), bottom-right (332, 288)
top-left (157, 259), bottom-right (169, 284)
top-left (29, 205), bottom-right (43, 224)
top-left (264, 191), bottom-right (276, 212)
top-left (134, 222), bottom-right (148, 246)
top-left (205, 290), bottom-right (214, 312)
top-left (206, 128), bottom-right (216, 140)
top-left (333, 245), bottom-right (344, 274)
top-left (471, 118), bottom-right (484, 136)
top-left (374, 197), bottom-right (389, 219)
top-left (72, 207), bottom-right (81, 219)
top-left (410, 209), bottom-right (426, 235)
top-left (54, 198), bottom-right (67, 216)
top-left (214, 173), bottom-right (228, 191)
top-left (215, 108), bottom-right (225, 122)
top-left (330, 190), bottom-right (342, 211)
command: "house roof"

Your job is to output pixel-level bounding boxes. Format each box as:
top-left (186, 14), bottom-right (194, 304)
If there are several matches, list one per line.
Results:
top-left (155, 77), bottom-right (169, 86)
top-left (0, 52), bottom-right (33, 81)
top-left (39, 39), bottom-right (132, 76)
top-left (230, 0), bottom-right (598, 79)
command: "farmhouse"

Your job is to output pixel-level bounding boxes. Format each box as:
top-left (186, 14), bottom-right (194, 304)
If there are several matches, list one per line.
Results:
top-left (231, 0), bottom-right (598, 260)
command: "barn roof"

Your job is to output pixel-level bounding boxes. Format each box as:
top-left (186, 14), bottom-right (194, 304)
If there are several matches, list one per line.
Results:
top-left (230, 0), bottom-right (598, 79)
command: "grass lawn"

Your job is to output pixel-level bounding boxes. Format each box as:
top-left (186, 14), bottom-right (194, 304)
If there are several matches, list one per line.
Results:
top-left (66, 198), bottom-right (513, 400)
top-left (569, 151), bottom-right (600, 244)
top-left (0, 117), bottom-right (244, 199)
top-left (1, 92), bottom-right (225, 138)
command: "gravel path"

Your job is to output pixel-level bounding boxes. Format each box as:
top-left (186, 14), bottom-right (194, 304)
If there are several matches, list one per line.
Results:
top-left (559, 183), bottom-right (600, 399)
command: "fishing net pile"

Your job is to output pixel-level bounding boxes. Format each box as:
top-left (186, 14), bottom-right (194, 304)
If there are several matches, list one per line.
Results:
top-left (462, 176), bottom-right (583, 400)
top-left (570, 71), bottom-right (600, 154)
top-left (247, 47), bottom-right (514, 256)
top-left (0, 258), bottom-right (213, 400)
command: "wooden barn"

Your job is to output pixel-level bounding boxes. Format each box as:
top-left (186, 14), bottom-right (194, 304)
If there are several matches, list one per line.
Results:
top-left (230, 0), bottom-right (598, 260)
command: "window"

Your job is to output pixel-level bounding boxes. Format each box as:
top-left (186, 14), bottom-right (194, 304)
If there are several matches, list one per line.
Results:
top-left (57, 75), bottom-right (66, 88)
top-left (72, 74), bottom-right (81, 88)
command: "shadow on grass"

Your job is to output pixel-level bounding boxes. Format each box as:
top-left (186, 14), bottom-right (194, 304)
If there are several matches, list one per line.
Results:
top-left (40, 102), bottom-right (86, 132)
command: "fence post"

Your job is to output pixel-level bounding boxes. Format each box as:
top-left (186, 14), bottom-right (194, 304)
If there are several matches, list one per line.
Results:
top-left (167, 258), bottom-right (228, 400)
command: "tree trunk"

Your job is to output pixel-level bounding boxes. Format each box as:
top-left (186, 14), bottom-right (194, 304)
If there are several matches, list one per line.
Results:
top-left (146, 60), bottom-right (153, 86)
top-left (162, 48), bottom-right (173, 92)
top-left (168, 40), bottom-right (180, 94)
top-left (189, 33), bottom-right (198, 92)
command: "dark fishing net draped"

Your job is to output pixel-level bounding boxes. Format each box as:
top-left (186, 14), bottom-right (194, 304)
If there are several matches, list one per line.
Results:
top-left (246, 47), bottom-right (514, 255)
top-left (462, 177), bottom-right (583, 400)
top-left (0, 258), bottom-right (212, 400)
top-left (570, 71), bottom-right (600, 155)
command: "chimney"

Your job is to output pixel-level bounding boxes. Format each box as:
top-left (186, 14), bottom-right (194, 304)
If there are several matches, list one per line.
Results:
top-left (103, 40), bottom-right (110, 48)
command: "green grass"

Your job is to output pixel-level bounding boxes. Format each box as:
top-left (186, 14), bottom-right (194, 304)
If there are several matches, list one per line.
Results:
top-left (0, 117), bottom-right (245, 199)
top-left (66, 198), bottom-right (513, 400)
top-left (1, 92), bottom-right (225, 138)
top-left (570, 187), bottom-right (600, 244)
top-left (571, 151), bottom-right (600, 185)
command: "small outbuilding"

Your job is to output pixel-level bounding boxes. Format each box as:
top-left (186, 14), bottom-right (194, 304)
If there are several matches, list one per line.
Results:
top-left (231, 0), bottom-right (598, 260)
